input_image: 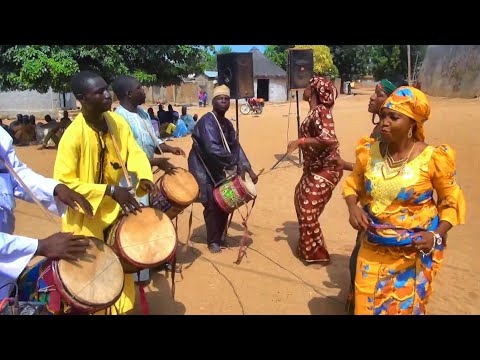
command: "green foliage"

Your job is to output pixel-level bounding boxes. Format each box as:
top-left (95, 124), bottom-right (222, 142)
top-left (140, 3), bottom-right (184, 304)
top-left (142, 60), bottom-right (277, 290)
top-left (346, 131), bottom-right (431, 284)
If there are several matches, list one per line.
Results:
top-left (328, 45), bottom-right (371, 81)
top-left (369, 45), bottom-right (428, 83)
top-left (264, 45), bottom-right (293, 70)
top-left (294, 45), bottom-right (338, 77)
top-left (0, 45), bottom-right (213, 93)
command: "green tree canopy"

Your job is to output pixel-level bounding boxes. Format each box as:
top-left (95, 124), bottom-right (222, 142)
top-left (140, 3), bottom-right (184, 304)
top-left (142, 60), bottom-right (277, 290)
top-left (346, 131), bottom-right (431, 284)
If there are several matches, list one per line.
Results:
top-left (0, 45), bottom-right (214, 93)
top-left (264, 45), bottom-right (293, 70)
top-left (294, 45), bottom-right (338, 77)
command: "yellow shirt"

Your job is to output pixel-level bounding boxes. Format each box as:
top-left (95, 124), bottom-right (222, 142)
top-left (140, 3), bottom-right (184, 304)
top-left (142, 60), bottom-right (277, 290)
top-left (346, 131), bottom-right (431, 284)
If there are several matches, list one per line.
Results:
top-left (343, 137), bottom-right (466, 244)
top-left (54, 111), bottom-right (153, 314)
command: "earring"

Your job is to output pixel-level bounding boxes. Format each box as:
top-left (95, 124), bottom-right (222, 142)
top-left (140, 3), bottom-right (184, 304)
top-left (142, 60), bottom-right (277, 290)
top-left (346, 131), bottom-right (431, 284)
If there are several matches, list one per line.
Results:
top-left (408, 127), bottom-right (413, 138)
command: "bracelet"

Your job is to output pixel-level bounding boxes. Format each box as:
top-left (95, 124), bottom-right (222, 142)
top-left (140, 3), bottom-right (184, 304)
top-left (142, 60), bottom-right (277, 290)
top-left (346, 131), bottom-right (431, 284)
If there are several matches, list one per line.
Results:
top-left (110, 185), bottom-right (115, 196)
top-left (429, 231), bottom-right (443, 246)
top-left (420, 231), bottom-right (442, 257)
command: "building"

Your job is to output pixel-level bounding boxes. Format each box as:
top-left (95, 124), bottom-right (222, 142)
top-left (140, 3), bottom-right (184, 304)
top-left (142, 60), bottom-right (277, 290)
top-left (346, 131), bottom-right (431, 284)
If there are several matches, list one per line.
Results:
top-left (250, 47), bottom-right (288, 102)
top-left (0, 89), bottom-right (76, 118)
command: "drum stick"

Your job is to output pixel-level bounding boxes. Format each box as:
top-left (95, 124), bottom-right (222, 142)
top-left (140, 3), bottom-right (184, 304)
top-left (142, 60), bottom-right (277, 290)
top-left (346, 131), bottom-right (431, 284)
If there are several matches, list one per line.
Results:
top-left (139, 117), bottom-right (165, 156)
top-left (0, 156), bottom-right (57, 224)
top-left (104, 117), bottom-right (132, 188)
top-left (270, 152), bottom-right (289, 170)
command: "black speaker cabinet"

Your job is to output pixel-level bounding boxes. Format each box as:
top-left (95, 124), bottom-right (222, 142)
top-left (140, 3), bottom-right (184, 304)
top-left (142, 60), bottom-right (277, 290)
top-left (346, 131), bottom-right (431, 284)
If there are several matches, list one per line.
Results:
top-left (288, 49), bottom-right (314, 90)
top-left (217, 53), bottom-right (254, 99)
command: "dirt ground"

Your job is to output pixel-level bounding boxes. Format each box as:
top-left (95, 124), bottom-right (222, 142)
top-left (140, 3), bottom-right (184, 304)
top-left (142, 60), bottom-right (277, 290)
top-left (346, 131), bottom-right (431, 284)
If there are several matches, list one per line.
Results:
top-left (10, 90), bottom-right (479, 315)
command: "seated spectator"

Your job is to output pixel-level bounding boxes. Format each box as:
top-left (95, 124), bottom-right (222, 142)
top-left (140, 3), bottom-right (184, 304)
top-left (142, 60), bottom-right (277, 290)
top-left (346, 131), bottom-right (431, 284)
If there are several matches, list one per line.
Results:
top-left (180, 105), bottom-right (195, 134)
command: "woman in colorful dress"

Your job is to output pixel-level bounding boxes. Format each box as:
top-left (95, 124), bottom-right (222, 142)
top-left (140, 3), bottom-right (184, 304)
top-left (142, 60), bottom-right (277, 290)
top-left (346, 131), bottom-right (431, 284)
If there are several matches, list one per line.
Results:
top-left (342, 86), bottom-right (466, 314)
top-left (287, 76), bottom-right (342, 265)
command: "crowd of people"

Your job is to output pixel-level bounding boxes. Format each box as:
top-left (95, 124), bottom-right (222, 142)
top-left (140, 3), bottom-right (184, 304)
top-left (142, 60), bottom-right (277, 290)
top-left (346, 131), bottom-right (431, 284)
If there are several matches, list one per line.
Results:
top-left (0, 71), bottom-right (466, 316)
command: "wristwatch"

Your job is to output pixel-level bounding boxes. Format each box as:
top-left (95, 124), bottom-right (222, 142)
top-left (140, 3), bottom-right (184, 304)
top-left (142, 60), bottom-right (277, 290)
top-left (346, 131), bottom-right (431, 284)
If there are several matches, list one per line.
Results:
top-left (429, 231), bottom-right (443, 246)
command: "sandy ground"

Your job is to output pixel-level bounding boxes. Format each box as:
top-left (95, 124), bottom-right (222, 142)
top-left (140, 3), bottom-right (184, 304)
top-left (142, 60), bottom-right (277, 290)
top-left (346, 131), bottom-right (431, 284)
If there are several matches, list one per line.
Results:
top-left (10, 90), bottom-right (479, 315)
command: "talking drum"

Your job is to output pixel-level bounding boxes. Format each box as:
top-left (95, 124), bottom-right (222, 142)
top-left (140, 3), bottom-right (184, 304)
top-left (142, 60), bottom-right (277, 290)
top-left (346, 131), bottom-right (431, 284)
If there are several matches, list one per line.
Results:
top-left (106, 207), bottom-right (177, 273)
top-left (214, 173), bottom-right (257, 213)
top-left (17, 237), bottom-right (124, 315)
top-left (150, 167), bottom-right (199, 219)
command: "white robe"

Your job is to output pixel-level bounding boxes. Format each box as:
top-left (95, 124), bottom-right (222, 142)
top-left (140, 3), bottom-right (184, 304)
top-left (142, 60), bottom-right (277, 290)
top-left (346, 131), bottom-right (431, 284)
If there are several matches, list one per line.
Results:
top-left (0, 127), bottom-right (66, 299)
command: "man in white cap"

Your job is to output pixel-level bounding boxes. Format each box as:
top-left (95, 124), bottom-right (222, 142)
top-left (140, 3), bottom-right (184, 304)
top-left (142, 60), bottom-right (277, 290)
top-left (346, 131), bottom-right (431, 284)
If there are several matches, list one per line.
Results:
top-left (188, 85), bottom-right (258, 253)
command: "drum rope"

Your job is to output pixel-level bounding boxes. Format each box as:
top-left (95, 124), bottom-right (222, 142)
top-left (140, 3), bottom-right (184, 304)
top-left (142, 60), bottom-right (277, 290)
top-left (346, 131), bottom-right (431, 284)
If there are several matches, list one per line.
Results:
top-left (138, 114), bottom-right (164, 156)
top-left (103, 115), bottom-right (132, 188)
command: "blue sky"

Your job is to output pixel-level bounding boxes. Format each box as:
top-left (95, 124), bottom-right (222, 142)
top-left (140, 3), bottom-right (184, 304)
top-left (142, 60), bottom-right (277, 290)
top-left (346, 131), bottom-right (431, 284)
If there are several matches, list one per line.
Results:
top-left (214, 45), bottom-right (266, 53)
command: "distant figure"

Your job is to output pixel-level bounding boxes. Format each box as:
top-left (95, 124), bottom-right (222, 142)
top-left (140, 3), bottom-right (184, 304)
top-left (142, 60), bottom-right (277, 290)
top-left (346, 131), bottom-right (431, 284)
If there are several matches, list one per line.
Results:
top-left (347, 82), bottom-right (352, 95)
top-left (199, 90), bottom-right (204, 107)
top-left (203, 91), bottom-right (208, 106)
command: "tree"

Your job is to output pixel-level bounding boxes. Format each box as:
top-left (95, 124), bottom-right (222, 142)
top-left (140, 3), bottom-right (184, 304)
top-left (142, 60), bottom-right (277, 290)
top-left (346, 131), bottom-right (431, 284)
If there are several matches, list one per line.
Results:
top-left (294, 45), bottom-right (338, 78)
top-left (216, 45), bottom-right (233, 54)
top-left (328, 45), bottom-right (371, 93)
top-left (369, 45), bottom-right (428, 84)
top-left (0, 45), bottom-right (214, 93)
top-left (203, 51), bottom-right (217, 71)
top-left (264, 45), bottom-right (293, 70)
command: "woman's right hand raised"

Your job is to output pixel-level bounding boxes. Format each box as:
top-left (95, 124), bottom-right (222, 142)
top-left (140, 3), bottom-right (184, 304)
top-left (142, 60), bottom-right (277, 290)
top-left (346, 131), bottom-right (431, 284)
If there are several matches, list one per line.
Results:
top-left (348, 205), bottom-right (370, 231)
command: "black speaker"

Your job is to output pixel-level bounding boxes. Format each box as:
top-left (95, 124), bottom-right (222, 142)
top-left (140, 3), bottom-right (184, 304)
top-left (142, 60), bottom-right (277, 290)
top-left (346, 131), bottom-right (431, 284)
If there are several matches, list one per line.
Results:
top-left (288, 49), bottom-right (314, 90)
top-left (217, 53), bottom-right (254, 99)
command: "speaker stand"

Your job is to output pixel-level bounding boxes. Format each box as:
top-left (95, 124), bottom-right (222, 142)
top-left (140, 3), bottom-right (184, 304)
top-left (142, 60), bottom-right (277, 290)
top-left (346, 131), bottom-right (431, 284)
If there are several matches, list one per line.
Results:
top-left (235, 98), bottom-right (239, 138)
top-left (271, 90), bottom-right (303, 170)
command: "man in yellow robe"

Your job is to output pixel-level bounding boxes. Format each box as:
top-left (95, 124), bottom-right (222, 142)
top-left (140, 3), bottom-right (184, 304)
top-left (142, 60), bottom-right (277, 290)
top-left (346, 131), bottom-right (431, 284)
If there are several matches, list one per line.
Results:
top-left (54, 71), bottom-right (157, 314)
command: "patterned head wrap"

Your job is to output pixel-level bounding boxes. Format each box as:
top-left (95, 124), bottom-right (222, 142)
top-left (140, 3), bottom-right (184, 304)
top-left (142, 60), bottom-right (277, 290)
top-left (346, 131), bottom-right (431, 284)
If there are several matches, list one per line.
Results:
top-left (382, 86), bottom-right (431, 141)
top-left (309, 76), bottom-right (338, 108)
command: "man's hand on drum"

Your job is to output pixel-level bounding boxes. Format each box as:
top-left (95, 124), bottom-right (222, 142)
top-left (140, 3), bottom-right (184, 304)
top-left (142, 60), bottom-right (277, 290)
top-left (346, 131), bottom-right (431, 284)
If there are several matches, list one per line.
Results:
top-left (151, 157), bottom-right (176, 175)
top-left (54, 184), bottom-right (94, 217)
top-left (138, 179), bottom-right (159, 199)
top-left (248, 169), bottom-right (259, 184)
top-left (238, 165), bottom-right (258, 184)
top-left (110, 186), bottom-right (143, 215)
top-left (36, 232), bottom-right (90, 261)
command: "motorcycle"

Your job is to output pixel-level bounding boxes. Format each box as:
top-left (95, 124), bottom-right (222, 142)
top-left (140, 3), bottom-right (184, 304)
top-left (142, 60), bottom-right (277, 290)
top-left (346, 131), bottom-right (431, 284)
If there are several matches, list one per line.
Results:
top-left (240, 97), bottom-right (265, 115)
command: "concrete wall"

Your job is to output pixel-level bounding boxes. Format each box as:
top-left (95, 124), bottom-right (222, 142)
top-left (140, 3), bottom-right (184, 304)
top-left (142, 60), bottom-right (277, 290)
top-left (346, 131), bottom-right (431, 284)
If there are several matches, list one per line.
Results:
top-left (0, 89), bottom-right (76, 118)
top-left (419, 45), bottom-right (480, 98)
top-left (253, 77), bottom-right (288, 103)
top-left (143, 81), bottom-right (215, 106)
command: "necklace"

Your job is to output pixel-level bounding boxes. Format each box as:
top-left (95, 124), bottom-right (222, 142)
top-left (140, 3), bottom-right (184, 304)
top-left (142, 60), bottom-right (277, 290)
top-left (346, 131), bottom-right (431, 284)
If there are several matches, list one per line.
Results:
top-left (381, 141), bottom-right (416, 179)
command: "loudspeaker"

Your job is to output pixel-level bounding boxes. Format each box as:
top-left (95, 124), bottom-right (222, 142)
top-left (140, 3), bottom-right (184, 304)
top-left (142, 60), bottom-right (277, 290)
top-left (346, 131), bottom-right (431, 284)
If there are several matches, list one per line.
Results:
top-left (217, 53), bottom-right (254, 99)
top-left (288, 49), bottom-right (314, 90)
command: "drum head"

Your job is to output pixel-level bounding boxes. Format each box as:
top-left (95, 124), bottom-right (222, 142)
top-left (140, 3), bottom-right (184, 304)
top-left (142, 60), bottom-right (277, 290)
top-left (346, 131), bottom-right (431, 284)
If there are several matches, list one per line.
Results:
top-left (162, 168), bottom-right (199, 206)
top-left (57, 237), bottom-right (124, 306)
top-left (239, 173), bottom-right (257, 197)
top-left (118, 208), bottom-right (177, 266)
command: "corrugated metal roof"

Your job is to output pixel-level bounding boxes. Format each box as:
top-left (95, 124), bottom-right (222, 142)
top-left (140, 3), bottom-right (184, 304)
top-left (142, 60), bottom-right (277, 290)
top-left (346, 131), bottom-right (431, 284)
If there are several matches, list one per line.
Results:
top-left (204, 71), bottom-right (218, 78)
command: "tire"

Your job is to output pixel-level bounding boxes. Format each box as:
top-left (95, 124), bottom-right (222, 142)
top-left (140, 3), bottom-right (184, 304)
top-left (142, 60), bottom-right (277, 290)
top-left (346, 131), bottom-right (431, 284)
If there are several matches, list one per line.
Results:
top-left (240, 104), bottom-right (251, 115)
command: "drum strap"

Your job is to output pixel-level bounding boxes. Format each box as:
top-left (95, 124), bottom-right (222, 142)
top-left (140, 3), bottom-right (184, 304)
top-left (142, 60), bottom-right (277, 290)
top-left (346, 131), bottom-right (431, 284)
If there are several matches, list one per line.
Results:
top-left (234, 198), bottom-right (256, 265)
top-left (137, 275), bottom-right (150, 315)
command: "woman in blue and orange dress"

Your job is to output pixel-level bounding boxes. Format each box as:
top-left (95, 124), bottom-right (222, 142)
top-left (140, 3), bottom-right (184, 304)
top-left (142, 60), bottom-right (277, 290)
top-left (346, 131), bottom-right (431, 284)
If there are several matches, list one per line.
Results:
top-left (342, 86), bottom-right (466, 314)
top-left (287, 76), bottom-right (342, 264)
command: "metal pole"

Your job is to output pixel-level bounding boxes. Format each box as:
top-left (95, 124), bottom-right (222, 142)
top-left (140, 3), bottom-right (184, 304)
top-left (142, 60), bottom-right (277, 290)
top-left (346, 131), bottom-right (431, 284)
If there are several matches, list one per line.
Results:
top-left (296, 90), bottom-right (302, 166)
top-left (236, 98), bottom-right (239, 138)
top-left (407, 45), bottom-right (412, 86)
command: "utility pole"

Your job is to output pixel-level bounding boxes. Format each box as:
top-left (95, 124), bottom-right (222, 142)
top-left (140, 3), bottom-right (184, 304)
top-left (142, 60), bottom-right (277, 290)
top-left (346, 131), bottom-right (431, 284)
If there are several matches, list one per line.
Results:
top-left (407, 45), bottom-right (412, 86)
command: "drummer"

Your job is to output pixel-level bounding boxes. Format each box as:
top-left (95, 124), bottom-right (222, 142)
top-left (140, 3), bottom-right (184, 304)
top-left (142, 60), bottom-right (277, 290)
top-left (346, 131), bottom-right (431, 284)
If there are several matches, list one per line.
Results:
top-left (188, 85), bottom-right (258, 253)
top-left (0, 126), bottom-right (92, 301)
top-left (111, 75), bottom-right (185, 282)
top-left (53, 71), bottom-right (158, 314)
